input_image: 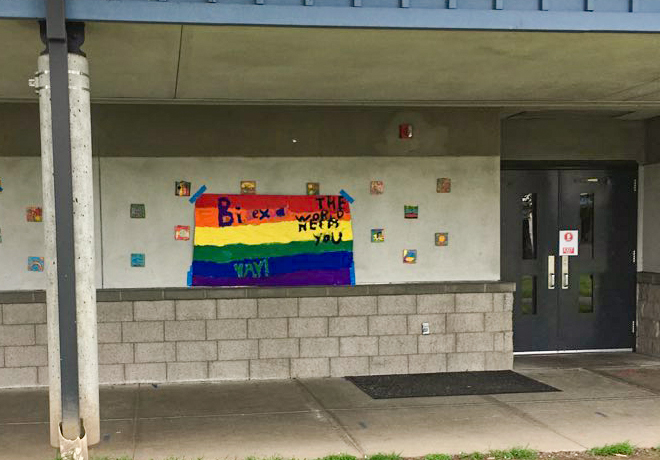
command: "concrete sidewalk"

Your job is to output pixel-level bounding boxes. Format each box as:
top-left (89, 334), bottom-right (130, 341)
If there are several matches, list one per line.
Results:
top-left (2, 353), bottom-right (660, 460)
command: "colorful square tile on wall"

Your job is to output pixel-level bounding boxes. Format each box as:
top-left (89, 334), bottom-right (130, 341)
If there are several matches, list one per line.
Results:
top-left (306, 182), bottom-right (320, 195)
top-left (175, 181), bottom-right (191, 196)
top-left (437, 178), bottom-right (451, 193)
top-left (435, 232), bottom-right (449, 246)
top-left (175, 225), bottom-right (190, 241)
top-left (26, 207), bottom-right (42, 222)
top-left (130, 204), bottom-right (145, 219)
top-left (370, 181), bottom-right (384, 195)
top-left (241, 181), bottom-right (257, 195)
top-left (28, 256), bottom-right (44, 272)
top-left (403, 249), bottom-right (417, 264)
top-left (404, 205), bottom-right (418, 219)
top-left (131, 253), bottom-right (145, 267)
top-left (371, 229), bottom-right (384, 243)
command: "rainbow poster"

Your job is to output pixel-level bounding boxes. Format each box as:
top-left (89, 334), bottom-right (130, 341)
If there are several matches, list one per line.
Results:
top-left (191, 194), bottom-right (354, 286)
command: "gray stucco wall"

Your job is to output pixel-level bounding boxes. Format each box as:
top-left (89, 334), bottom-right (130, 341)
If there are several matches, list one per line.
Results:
top-left (0, 104), bottom-right (501, 289)
top-left (102, 156), bottom-right (500, 288)
top-left (641, 163), bottom-right (660, 273)
top-left (0, 156), bottom-right (500, 289)
top-left (645, 116), bottom-right (660, 165)
top-left (0, 103), bottom-right (499, 158)
top-left (0, 158), bottom-right (104, 290)
top-left (502, 117), bottom-right (645, 161)
top-left (94, 105), bottom-right (500, 158)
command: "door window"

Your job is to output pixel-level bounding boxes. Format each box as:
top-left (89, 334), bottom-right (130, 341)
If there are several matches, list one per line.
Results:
top-left (579, 193), bottom-right (594, 258)
top-left (522, 193), bottom-right (537, 260)
top-left (520, 275), bottom-right (537, 315)
top-left (578, 273), bottom-right (594, 313)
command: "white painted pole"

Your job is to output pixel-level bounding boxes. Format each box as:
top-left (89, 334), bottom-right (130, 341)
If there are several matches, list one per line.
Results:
top-left (36, 52), bottom-right (100, 447)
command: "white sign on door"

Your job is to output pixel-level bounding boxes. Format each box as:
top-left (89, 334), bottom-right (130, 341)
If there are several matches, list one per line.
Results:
top-left (559, 230), bottom-right (579, 256)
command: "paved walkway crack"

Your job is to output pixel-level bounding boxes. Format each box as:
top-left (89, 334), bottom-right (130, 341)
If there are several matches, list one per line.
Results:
top-left (481, 395), bottom-right (587, 450)
top-left (295, 379), bottom-right (366, 457)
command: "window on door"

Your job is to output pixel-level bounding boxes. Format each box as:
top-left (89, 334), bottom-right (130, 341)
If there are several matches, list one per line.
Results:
top-left (522, 193), bottom-right (537, 260)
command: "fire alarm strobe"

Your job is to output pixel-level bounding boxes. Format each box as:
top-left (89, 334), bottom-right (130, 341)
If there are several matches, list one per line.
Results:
top-left (399, 123), bottom-right (413, 139)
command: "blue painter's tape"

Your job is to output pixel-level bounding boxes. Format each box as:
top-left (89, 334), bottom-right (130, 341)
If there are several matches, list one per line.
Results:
top-left (187, 266), bottom-right (193, 286)
top-left (189, 185), bottom-right (207, 204)
top-left (339, 189), bottom-right (354, 204)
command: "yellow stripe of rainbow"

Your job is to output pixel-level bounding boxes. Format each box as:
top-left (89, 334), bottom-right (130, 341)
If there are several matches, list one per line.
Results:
top-left (194, 220), bottom-right (353, 247)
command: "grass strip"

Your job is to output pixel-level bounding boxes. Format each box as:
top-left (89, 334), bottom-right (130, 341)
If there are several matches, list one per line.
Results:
top-left (589, 442), bottom-right (636, 456)
top-left (367, 453), bottom-right (403, 460)
top-left (426, 454), bottom-right (453, 460)
top-left (488, 448), bottom-right (539, 460)
top-left (319, 455), bottom-right (358, 460)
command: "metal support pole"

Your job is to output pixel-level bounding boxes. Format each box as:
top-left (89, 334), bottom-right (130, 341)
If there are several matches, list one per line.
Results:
top-left (44, 0), bottom-right (81, 441)
top-left (34, 18), bottom-right (99, 450)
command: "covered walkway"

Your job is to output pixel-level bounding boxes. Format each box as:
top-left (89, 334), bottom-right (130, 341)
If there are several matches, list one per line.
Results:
top-left (2, 353), bottom-right (659, 460)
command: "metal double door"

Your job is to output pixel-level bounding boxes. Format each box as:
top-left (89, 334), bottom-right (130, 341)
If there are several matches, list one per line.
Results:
top-left (501, 167), bottom-right (637, 352)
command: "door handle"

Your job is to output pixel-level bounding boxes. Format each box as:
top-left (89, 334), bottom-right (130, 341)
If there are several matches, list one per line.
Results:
top-left (548, 255), bottom-right (556, 289)
top-left (561, 255), bottom-right (569, 290)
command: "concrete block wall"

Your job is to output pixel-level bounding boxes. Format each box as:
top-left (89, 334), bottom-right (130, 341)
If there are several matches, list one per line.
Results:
top-left (637, 273), bottom-right (660, 357)
top-left (0, 283), bottom-right (514, 388)
top-left (0, 302), bottom-right (47, 387)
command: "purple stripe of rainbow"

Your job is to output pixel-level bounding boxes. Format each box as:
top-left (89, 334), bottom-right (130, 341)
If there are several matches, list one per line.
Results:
top-left (192, 268), bottom-right (351, 287)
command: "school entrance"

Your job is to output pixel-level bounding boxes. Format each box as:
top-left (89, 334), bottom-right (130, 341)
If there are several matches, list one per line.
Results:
top-left (501, 163), bottom-right (638, 352)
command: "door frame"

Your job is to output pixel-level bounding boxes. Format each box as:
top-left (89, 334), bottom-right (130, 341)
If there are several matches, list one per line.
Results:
top-left (500, 160), bottom-right (639, 353)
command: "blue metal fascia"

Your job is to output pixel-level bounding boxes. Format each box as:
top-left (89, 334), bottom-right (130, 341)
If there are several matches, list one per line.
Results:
top-left (0, 0), bottom-right (44, 18)
top-left (3, 0), bottom-right (660, 32)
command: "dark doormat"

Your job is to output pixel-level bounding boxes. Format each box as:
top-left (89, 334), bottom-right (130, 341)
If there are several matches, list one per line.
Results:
top-left (345, 370), bottom-right (560, 399)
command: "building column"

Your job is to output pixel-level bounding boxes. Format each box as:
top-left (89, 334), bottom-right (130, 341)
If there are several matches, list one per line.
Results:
top-left (34, 22), bottom-right (100, 447)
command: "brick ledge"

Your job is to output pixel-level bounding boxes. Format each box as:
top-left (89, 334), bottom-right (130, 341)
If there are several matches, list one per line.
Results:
top-left (0, 281), bottom-right (514, 304)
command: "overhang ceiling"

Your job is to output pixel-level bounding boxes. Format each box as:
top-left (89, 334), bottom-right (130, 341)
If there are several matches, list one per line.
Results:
top-left (2, 19), bottom-right (660, 109)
